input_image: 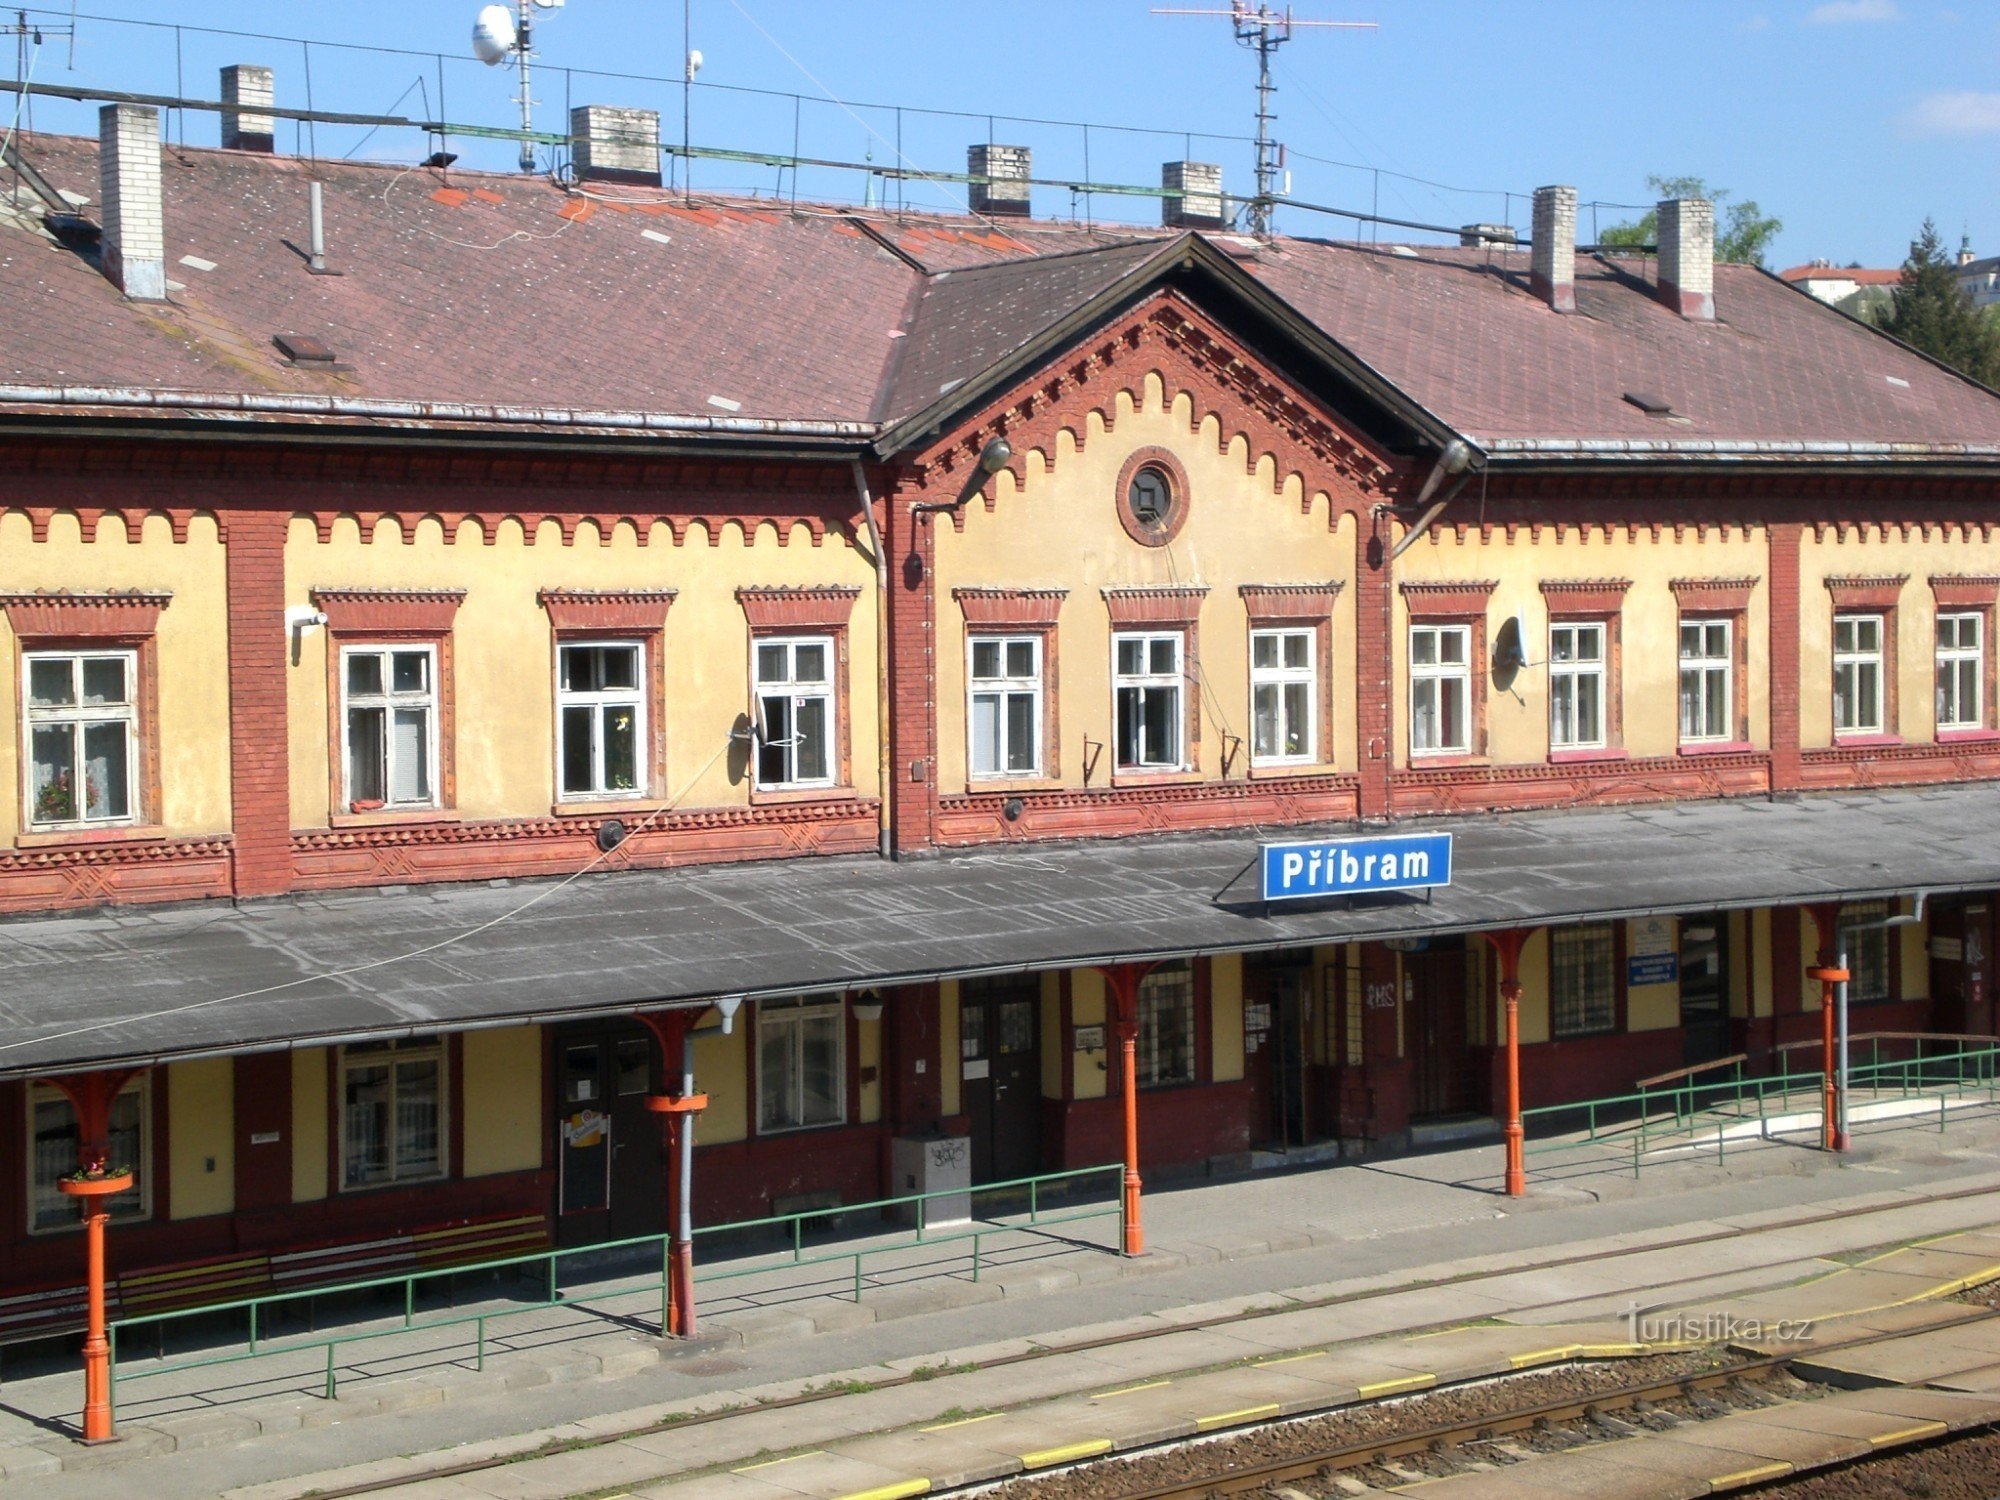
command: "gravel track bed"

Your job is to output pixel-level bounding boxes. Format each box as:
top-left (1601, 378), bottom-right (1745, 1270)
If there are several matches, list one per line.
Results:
top-left (1746, 1428), bottom-right (2000, 1497)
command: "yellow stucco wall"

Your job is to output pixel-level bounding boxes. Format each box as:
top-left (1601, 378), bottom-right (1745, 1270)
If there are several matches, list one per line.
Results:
top-left (1209, 954), bottom-right (1245, 1083)
top-left (1394, 525), bottom-right (1770, 764)
top-left (1751, 909), bottom-right (1774, 1019)
top-left (939, 981), bottom-right (961, 1117)
top-left (166, 1057), bottom-right (234, 1220)
top-left (1517, 933), bottom-right (1552, 1046)
top-left (858, 1018), bottom-right (882, 1125)
top-left (0, 512), bottom-right (232, 843)
top-left (934, 378), bottom-right (1356, 789)
top-left (291, 1049), bottom-right (328, 1203)
top-left (284, 515), bottom-right (879, 825)
top-left (693, 1025), bottom-right (747, 1145)
top-left (461, 1027), bottom-right (542, 1177)
top-left (1069, 969), bottom-right (1107, 1100)
top-left (1901, 921), bottom-right (1930, 1000)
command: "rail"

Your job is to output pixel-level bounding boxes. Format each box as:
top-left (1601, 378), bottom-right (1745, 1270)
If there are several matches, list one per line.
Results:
top-left (106, 1162), bottom-right (1123, 1406)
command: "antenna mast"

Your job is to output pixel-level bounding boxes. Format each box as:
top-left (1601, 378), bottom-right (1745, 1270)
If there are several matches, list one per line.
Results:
top-left (1154, 3), bottom-right (1374, 237)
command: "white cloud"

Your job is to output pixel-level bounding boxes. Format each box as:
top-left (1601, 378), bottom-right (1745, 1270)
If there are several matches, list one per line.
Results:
top-left (1806, 0), bottom-right (1900, 20)
top-left (1905, 91), bottom-right (2000, 135)
top-left (1738, 14), bottom-right (1772, 30)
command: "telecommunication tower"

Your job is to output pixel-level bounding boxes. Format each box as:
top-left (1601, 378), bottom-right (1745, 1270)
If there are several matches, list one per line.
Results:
top-left (472, 0), bottom-right (567, 172)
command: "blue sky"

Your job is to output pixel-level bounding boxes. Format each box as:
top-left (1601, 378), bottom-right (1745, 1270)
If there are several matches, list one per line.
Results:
top-left (6, 1), bottom-right (1997, 269)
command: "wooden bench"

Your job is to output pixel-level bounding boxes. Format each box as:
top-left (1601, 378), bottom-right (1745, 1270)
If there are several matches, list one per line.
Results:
top-left (0, 1280), bottom-right (102, 1345)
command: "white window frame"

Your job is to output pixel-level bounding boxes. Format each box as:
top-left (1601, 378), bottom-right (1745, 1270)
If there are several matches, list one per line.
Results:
top-left (555, 639), bottom-right (648, 800)
top-left (1936, 611), bottom-right (1983, 731)
top-left (966, 634), bottom-right (1043, 778)
top-left (1249, 627), bottom-right (1316, 765)
top-left (26, 1077), bottom-right (152, 1235)
top-left (753, 634), bottom-right (837, 790)
top-left (339, 643), bottom-right (441, 812)
top-left (22, 648), bottom-right (140, 831)
top-left (1112, 630), bottom-right (1186, 771)
top-left (1833, 613), bottom-right (1886, 736)
top-left (757, 998), bottom-right (846, 1133)
top-left (1678, 619), bottom-right (1734, 744)
top-left (338, 1038), bottom-right (448, 1191)
top-left (1409, 623), bottom-right (1472, 756)
top-left (1547, 621), bottom-right (1606, 751)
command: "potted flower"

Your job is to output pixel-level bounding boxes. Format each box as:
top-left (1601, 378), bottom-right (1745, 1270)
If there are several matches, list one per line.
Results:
top-left (57, 1161), bottom-right (135, 1197)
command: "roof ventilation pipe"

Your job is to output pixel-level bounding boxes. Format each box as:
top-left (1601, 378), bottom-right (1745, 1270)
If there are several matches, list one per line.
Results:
top-left (98, 103), bottom-right (166, 301)
top-left (968, 144), bottom-right (1032, 218)
top-left (1529, 184), bottom-right (1576, 313)
top-left (1162, 161), bottom-right (1225, 230)
top-left (1658, 197), bottom-right (1716, 321)
top-left (220, 64), bottom-right (276, 153)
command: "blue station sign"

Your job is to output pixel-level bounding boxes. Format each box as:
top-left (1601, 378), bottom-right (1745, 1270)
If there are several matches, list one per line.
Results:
top-left (1260, 832), bottom-right (1454, 903)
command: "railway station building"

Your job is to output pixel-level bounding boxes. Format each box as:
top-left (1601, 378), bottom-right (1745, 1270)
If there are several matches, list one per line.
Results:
top-left (4, 94), bottom-right (2000, 1359)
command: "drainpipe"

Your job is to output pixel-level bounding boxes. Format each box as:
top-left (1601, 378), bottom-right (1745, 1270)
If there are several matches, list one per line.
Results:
top-left (851, 461), bottom-right (892, 860)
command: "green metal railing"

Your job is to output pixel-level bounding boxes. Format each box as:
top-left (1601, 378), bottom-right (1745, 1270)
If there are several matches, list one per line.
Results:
top-left (107, 1162), bottom-right (1122, 1407)
top-left (1522, 1041), bottom-right (2000, 1178)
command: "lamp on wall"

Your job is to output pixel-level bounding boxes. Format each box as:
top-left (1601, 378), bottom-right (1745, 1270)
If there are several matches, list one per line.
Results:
top-left (713, 995), bottom-right (743, 1035)
top-left (850, 989), bottom-right (885, 1023)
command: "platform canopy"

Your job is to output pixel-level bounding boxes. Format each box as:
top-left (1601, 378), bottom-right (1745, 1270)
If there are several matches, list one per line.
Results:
top-left (3, 784), bottom-right (1996, 1079)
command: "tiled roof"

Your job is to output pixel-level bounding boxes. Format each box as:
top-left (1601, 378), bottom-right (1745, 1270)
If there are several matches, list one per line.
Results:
top-left (3, 130), bottom-right (1998, 458)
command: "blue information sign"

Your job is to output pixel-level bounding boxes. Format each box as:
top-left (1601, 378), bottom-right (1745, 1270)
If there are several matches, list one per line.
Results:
top-left (1627, 953), bottom-right (1680, 987)
top-left (1260, 832), bottom-right (1454, 902)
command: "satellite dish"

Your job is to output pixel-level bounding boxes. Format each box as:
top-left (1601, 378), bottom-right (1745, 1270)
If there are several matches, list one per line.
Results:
top-left (1491, 614), bottom-right (1531, 689)
top-left (472, 4), bottom-right (518, 65)
top-left (531, 0), bottom-right (565, 8)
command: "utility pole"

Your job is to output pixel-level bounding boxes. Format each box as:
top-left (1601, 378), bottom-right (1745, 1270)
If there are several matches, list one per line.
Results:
top-left (1154, 3), bottom-right (1373, 237)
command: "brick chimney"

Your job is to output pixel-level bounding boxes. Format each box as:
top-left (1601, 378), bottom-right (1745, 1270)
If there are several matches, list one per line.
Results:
top-left (1658, 197), bottom-right (1715, 321)
top-left (220, 64), bottom-right (275, 153)
top-left (571, 106), bottom-right (662, 187)
top-left (99, 103), bottom-right (166, 301)
top-left (1162, 161), bottom-right (1224, 229)
top-left (968, 143), bottom-right (1031, 217)
top-left (1530, 185), bottom-right (1576, 313)
top-left (1459, 223), bottom-right (1515, 249)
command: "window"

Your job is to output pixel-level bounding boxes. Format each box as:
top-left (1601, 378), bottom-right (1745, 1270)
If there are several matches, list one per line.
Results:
top-left (557, 642), bottom-right (645, 798)
top-left (1114, 632), bottom-right (1184, 770)
top-left (1937, 612), bottom-right (1983, 731)
top-left (1136, 962), bottom-right (1195, 1086)
top-left (758, 998), bottom-right (844, 1132)
top-left (1679, 620), bottom-right (1733, 743)
top-left (1250, 628), bottom-right (1315, 763)
top-left (1837, 901), bottom-right (1892, 1004)
top-left (22, 650), bottom-right (139, 830)
top-left (1551, 925), bottom-right (1617, 1038)
top-left (1409, 624), bottom-right (1471, 755)
top-left (1128, 468), bottom-right (1171, 528)
top-left (1833, 614), bottom-right (1885, 735)
top-left (1115, 449), bottom-right (1190, 546)
top-left (341, 1039), bottom-right (445, 1189)
top-left (28, 1079), bottom-right (149, 1233)
top-left (754, 636), bottom-right (835, 789)
top-left (341, 646), bottom-right (438, 811)
top-left (968, 635), bottom-right (1042, 777)
top-left (1548, 622), bottom-right (1605, 750)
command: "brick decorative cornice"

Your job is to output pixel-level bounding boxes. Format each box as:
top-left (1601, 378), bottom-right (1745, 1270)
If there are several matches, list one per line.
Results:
top-left (1537, 578), bottom-right (1632, 616)
top-left (0, 835), bottom-right (232, 871)
top-left (1101, 585), bottom-right (1209, 626)
top-left (0, 589), bottom-right (171, 638)
top-left (1824, 574), bottom-right (1909, 610)
top-left (1670, 577), bottom-right (1758, 612)
top-left (1398, 580), bottom-right (1497, 618)
top-left (311, 587), bottom-right (466, 635)
top-left (951, 587), bottom-right (1068, 628)
top-left (735, 585), bottom-right (863, 631)
top-left (537, 588), bottom-right (678, 632)
top-left (1238, 582), bottom-right (1343, 622)
top-left (1388, 751), bottom-right (1772, 814)
top-left (1929, 574), bottom-right (2000, 609)
top-left (291, 799), bottom-right (880, 852)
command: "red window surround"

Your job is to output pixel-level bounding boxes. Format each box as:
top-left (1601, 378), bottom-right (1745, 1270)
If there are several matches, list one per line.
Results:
top-left (1826, 575), bottom-right (1906, 744)
top-left (736, 586), bottom-right (862, 799)
top-left (1670, 577), bottom-right (1756, 752)
top-left (1102, 586), bottom-right (1207, 786)
top-left (1399, 580), bottom-right (1495, 764)
top-left (953, 589), bottom-right (1067, 789)
top-left (1929, 575), bottom-right (2000, 742)
top-left (1239, 582), bottom-right (1342, 776)
top-left (1539, 578), bottom-right (1630, 761)
top-left (539, 589), bottom-right (677, 811)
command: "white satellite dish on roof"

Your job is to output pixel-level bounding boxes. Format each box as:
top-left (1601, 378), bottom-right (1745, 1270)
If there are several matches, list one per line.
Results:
top-left (472, 4), bottom-right (518, 65)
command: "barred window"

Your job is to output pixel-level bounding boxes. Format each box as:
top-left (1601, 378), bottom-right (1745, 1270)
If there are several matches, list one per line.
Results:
top-left (1551, 925), bottom-right (1617, 1038)
top-left (1838, 901), bottom-right (1892, 1004)
top-left (1136, 961), bottom-right (1196, 1087)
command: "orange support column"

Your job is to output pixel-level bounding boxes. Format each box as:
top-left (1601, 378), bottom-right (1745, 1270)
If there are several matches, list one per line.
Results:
top-left (1095, 962), bottom-right (1157, 1257)
top-left (1804, 903), bottom-right (1848, 1153)
top-left (1479, 930), bottom-right (1534, 1198)
top-left (46, 1066), bottom-right (145, 1443)
top-left (638, 1010), bottom-right (710, 1337)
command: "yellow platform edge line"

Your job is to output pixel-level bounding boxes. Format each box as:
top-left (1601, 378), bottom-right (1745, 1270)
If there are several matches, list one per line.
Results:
top-left (1710, 1461), bottom-right (1793, 1490)
top-left (1508, 1346), bottom-right (1578, 1368)
top-left (1358, 1373), bottom-right (1436, 1398)
top-left (1019, 1438), bottom-right (1113, 1469)
top-left (1869, 1420), bottom-right (1949, 1447)
top-left (1252, 1351), bottom-right (1328, 1368)
top-left (734, 1451), bottom-right (826, 1473)
top-left (1195, 1402), bottom-right (1281, 1432)
top-left (834, 1480), bottom-right (931, 1500)
top-left (920, 1413), bottom-right (1000, 1432)
top-left (1091, 1379), bottom-right (1171, 1399)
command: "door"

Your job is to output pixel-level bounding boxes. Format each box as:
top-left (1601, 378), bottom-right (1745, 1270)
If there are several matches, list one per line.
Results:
top-left (1929, 901), bottom-right (1992, 1038)
top-left (554, 1022), bottom-right (666, 1247)
top-left (1405, 940), bottom-right (1479, 1119)
top-left (1243, 956), bottom-right (1312, 1148)
top-left (1679, 916), bottom-right (1731, 1066)
top-left (961, 976), bottom-right (1042, 1184)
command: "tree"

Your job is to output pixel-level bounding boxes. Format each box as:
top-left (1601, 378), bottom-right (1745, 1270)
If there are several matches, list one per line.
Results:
top-left (1872, 219), bottom-right (2000, 388)
top-left (1599, 175), bottom-right (1783, 267)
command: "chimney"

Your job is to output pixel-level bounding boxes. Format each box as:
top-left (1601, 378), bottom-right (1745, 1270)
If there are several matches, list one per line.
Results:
top-left (968, 143), bottom-right (1031, 217)
top-left (220, 64), bottom-right (275, 153)
top-left (1529, 184), bottom-right (1576, 313)
top-left (570, 105), bottom-right (662, 187)
top-left (1459, 223), bottom-right (1515, 249)
top-left (1658, 196), bottom-right (1715, 321)
top-left (99, 103), bottom-right (166, 301)
top-left (1162, 160), bottom-right (1224, 229)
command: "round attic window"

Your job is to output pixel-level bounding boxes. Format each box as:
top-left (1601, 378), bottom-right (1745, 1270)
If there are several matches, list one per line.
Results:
top-left (1115, 448), bottom-right (1190, 547)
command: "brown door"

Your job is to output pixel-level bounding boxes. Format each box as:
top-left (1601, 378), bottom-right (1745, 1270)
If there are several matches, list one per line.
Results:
top-left (1679, 915), bottom-right (1731, 1066)
top-left (1930, 902), bottom-right (1993, 1038)
top-left (554, 1022), bottom-right (666, 1247)
top-left (1244, 956), bottom-right (1312, 1148)
top-left (1405, 940), bottom-right (1479, 1119)
top-left (961, 976), bottom-right (1043, 1184)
